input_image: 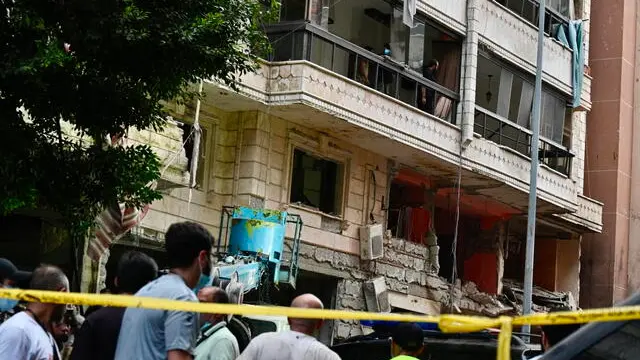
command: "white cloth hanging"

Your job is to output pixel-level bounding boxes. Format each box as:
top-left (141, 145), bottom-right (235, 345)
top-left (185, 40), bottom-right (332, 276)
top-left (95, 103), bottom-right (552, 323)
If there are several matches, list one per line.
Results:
top-left (403, 0), bottom-right (416, 28)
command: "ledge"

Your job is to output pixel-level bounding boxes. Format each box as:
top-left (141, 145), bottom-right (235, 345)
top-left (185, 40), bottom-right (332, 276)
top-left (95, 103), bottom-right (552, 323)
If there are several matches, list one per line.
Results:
top-left (553, 194), bottom-right (603, 233)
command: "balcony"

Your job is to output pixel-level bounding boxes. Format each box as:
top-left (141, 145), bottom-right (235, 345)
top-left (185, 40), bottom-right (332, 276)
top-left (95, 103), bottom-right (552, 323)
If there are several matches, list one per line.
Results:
top-left (474, 107), bottom-right (573, 176)
top-left (266, 22), bottom-right (460, 123)
top-left (494, 0), bottom-right (570, 36)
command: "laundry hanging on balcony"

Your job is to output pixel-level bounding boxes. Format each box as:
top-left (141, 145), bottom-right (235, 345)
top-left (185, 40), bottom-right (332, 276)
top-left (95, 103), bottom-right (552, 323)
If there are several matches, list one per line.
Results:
top-left (553, 20), bottom-right (584, 108)
top-left (403, 0), bottom-right (416, 27)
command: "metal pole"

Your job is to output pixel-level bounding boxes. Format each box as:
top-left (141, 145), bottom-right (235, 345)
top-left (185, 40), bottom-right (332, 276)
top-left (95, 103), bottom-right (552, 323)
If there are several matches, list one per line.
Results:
top-left (522, 0), bottom-right (546, 336)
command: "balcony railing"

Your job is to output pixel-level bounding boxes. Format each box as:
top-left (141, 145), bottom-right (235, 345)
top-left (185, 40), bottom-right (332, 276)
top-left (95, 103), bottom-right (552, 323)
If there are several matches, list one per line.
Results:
top-left (474, 107), bottom-right (573, 176)
top-left (265, 22), bottom-right (460, 124)
top-left (494, 0), bottom-right (569, 36)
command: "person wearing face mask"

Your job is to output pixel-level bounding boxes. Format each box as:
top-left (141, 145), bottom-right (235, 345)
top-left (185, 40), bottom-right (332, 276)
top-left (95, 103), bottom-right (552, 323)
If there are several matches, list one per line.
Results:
top-left (0, 264), bottom-right (69, 360)
top-left (193, 287), bottom-right (239, 360)
top-left (237, 294), bottom-right (340, 360)
top-left (114, 221), bottom-right (214, 360)
top-left (0, 258), bottom-right (32, 322)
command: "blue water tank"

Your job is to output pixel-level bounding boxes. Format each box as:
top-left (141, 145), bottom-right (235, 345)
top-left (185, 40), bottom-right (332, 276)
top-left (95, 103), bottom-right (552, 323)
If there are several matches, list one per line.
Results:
top-left (228, 207), bottom-right (287, 265)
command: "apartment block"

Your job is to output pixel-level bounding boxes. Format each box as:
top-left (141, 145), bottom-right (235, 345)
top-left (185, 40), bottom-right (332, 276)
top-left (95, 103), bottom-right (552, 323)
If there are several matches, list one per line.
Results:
top-left (80, 0), bottom-right (601, 341)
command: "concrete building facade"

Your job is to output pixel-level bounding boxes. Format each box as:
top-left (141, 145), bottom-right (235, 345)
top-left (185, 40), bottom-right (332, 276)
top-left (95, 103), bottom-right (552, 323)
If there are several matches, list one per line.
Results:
top-left (81, 0), bottom-right (601, 341)
top-left (581, 0), bottom-right (640, 307)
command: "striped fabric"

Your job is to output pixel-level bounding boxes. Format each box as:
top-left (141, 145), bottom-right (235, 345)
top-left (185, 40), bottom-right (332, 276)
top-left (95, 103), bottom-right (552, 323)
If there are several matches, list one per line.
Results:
top-left (87, 202), bottom-right (150, 261)
top-left (87, 132), bottom-right (151, 262)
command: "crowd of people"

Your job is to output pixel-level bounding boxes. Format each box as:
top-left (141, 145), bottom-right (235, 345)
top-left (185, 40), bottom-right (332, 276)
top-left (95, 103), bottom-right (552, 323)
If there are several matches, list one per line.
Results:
top-left (0, 220), bottom-right (580, 360)
top-left (0, 221), bottom-right (346, 360)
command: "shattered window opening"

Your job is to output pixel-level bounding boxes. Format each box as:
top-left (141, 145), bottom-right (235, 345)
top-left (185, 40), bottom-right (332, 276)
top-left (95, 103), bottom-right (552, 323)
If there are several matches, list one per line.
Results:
top-left (289, 148), bottom-right (345, 216)
top-left (178, 121), bottom-right (208, 189)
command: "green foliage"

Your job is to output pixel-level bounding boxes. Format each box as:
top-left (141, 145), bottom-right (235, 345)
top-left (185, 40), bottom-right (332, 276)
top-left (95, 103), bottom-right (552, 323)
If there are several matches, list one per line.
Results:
top-left (0, 0), bottom-right (277, 232)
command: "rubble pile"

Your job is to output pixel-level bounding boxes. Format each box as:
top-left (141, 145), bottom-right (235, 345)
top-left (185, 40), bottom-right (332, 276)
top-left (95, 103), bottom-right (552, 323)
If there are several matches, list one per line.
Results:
top-left (443, 278), bottom-right (578, 317)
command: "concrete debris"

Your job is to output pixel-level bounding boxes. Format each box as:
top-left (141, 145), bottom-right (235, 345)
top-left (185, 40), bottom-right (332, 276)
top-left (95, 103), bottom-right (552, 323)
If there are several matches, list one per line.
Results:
top-left (500, 278), bottom-right (578, 312)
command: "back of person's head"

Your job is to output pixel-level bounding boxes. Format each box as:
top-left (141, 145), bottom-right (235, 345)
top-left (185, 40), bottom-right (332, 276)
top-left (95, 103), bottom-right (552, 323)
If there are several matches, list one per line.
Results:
top-left (116, 251), bottom-right (158, 294)
top-left (392, 323), bottom-right (425, 356)
top-left (197, 287), bottom-right (230, 325)
top-left (29, 264), bottom-right (69, 292)
top-left (540, 307), bottom-right (582, 349)
top-left (197, 286), bottom-right (229, 304)
top-left (165, 221), bottom-right (213, 269)
top-left (288, 294), bottom-right (324, 335)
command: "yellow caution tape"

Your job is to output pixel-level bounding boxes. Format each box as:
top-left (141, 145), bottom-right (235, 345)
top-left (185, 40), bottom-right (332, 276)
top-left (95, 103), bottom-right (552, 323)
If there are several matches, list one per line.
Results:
top-left (3, 288), bottom-right (640, 360)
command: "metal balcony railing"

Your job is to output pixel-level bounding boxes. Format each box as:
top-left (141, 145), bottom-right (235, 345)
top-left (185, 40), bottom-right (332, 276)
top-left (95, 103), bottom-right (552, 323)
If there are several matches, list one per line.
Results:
top-left (265, 22), bottom-right (460, 124)
top-left (474, 107), bottom-right (573, 176)
top-left (494, 0), bottom-right (569, 36)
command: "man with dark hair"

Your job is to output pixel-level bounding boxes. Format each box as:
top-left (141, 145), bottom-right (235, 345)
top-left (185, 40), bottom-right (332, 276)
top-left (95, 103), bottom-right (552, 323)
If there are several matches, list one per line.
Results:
top-left (0, 264), bottom-right (69, 360)
top-left (194, 287), bottom-right (239, 360)
top-left (531, 307), bottom-right (582, 359)
top-left (390, 323), bottom-right (425, 360)
top-left (71, 250), bottom-right (158, 360)
top-left (115, 221), bottom-right (214, 360)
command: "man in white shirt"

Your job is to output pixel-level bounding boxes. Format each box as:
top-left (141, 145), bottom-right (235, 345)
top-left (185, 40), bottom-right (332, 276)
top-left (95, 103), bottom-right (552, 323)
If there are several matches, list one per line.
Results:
top-left (194, 287), bottom-right (239, 360)
top-left (0, 265), bottom-right (69, 360)
top-left (237, 293), bottom-right (340, 360)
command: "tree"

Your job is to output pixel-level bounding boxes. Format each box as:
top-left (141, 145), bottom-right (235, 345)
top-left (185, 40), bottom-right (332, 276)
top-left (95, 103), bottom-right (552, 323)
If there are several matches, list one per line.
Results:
top-left (0, 0), bottom-right (277, 234)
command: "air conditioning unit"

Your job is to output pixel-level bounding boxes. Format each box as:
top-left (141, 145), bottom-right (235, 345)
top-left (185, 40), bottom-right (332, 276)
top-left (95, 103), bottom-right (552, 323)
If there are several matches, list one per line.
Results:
top-left (363, 277), bottom-right (391, 313)
top-left (360, 224), bottom-right (384, 260)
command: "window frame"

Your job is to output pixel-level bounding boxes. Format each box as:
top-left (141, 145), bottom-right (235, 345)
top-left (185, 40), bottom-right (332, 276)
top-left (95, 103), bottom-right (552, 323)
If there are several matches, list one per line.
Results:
top-left (476, 50), bottom-right (570, 147)
top-left (173, 117), bottom-right (216, 193)
top-left (285, 136), bottom-right (349, 218)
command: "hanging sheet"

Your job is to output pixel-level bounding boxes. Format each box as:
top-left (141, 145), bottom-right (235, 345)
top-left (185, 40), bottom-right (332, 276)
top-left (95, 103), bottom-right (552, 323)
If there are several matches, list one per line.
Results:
top-left (554, 20), bottom-right (584, 108)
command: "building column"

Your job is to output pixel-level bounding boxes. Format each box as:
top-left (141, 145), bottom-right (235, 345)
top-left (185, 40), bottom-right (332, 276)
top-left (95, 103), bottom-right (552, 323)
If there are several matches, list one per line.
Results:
top-left (460, 0), bottom-right (480, 147)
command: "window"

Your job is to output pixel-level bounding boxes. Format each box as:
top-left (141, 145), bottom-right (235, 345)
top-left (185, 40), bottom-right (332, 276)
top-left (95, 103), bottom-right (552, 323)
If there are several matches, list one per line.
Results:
top-left (476, 53), bottom-right (567, 144)
top-left (495, 0), bottom-right (570, 34)
top-left (326, 0), bottom-right (461, 91)
top-left (178, 122), bottom-right (208, 189)
top-left (289, 148), bottom-right (344, 215)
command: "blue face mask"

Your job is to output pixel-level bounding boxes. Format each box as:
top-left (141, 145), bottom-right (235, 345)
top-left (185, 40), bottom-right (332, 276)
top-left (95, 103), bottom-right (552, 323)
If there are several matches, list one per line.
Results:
top-left (193, 273), bottom-right (212, 294)
top-left (193, 259), bottom-right (213, 294)
top-left (0, 286), bottom-right (18, 312)
top-left (383, 48), bottom-right (391, 55)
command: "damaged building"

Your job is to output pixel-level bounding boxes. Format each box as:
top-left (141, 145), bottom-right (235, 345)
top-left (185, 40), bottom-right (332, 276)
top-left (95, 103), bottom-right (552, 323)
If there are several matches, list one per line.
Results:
top-left (65, 0), bottom-right (603, 343)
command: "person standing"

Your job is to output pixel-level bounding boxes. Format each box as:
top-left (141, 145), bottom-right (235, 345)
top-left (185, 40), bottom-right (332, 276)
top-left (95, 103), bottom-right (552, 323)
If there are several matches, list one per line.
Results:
top-left (0, 258), bottom-right (32, 323)
top-left (71, 251), bottom-right (158, 360)
top-left (114, 221), bottom-right (213, 360)
top-left (237, 293), bottom-right (340, 360)
top-left (389, 323), bottom-right (425, 360)
top-left (194, 287), bottom-right (239, 360)
top-left (0, 264), bottom-right (69, 360)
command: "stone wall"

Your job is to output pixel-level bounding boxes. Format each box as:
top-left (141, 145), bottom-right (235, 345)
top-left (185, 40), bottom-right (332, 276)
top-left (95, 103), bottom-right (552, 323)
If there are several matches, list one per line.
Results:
top-left (286, 237), bottom-right (510, 340)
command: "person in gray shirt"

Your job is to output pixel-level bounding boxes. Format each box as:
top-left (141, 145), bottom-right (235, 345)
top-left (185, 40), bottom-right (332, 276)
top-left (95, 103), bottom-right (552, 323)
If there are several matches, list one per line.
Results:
top-left (237, 294), bottom-right (340, 360)
top-left (114, 222), bottom-right (214, 360)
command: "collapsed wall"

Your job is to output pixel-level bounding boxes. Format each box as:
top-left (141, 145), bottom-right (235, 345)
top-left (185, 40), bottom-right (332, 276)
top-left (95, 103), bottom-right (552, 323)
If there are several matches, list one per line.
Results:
top-left (286, 236), bottom-right (576, 340)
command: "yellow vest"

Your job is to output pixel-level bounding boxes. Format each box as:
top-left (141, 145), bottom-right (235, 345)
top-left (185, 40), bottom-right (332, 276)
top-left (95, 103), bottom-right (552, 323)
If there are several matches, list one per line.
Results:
top-left (390, 356), bottom-right (420, 360)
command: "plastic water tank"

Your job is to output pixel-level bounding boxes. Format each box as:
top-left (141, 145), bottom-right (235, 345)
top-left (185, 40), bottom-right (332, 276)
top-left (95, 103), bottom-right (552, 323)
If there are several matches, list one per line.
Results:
top-left (228, 207), bottom-right (287, 264)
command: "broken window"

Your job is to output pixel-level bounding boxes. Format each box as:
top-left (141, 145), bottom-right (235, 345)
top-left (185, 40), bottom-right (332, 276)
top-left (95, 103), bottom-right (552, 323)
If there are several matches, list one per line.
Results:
top-left (289, 148), bottom-right (344, 215)
top-left (177, 121), bottom-right (208, 189)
